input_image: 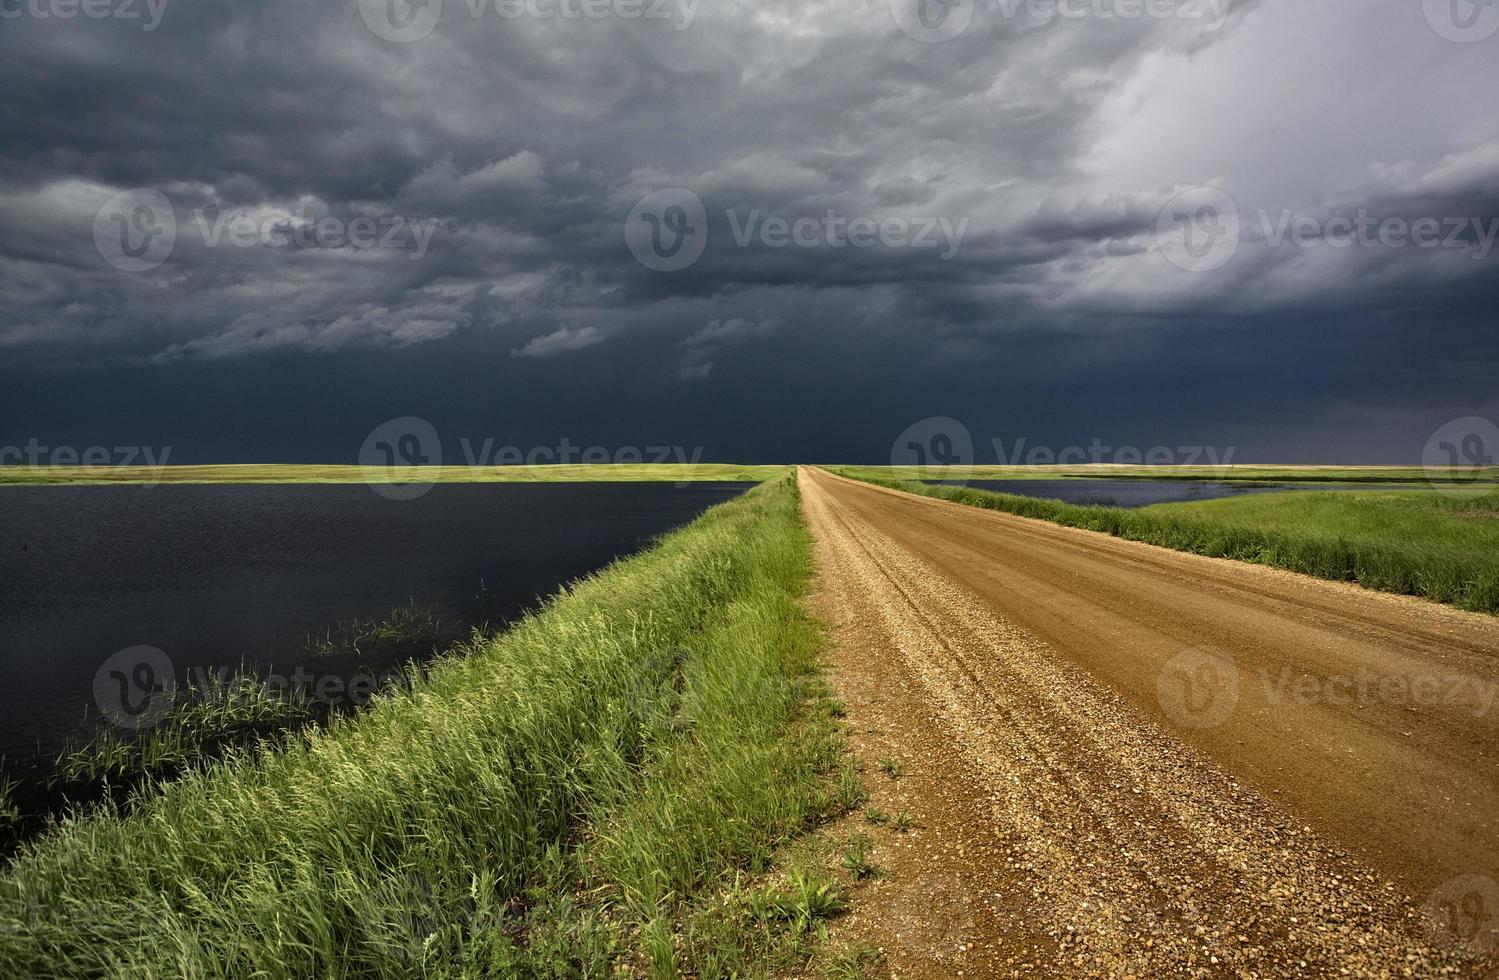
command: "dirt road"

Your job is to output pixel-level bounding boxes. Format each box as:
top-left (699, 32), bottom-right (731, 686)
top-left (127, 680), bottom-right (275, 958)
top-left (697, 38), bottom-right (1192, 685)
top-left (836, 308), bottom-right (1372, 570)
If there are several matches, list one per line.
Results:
top-left (800, 467), bottom-right (1499, 977)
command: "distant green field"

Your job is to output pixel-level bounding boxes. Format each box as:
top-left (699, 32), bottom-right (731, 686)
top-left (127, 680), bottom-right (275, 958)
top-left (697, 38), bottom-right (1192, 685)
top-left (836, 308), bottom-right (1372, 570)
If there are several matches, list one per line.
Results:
top-left (834, 464), bottom-right (1499, 485)
top-left (0, 463), bottom-right (788, 486)
top-left (841, 471), bottom-right (1499, 613)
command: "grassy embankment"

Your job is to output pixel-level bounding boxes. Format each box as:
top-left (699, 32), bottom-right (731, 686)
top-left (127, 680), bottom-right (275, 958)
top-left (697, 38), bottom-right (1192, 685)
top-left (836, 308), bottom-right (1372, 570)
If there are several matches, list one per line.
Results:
top-left (0, 474), bottom-right (859, 978)
top-left (0, 464), bottom-right (788, 486)
top-left (839, 471), bottom-right (1499, 614)
top-left (834, 464), bottom-right (1499, 485)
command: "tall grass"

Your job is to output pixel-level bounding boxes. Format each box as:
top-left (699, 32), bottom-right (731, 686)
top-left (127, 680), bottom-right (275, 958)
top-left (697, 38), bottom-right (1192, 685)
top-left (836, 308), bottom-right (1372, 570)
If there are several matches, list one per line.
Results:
top-left (0, 474), bottom-right (842, 978)
top-left (0, 779), bottom-right (16, 840)
top-left (305, 599), bottom-right (470, 659)
top-left (51, 672), bottom-right (331, 794)
top-left (1, 614), bottom-right (477, 852)
top-left (843, 473), bottom-right (1499, 613)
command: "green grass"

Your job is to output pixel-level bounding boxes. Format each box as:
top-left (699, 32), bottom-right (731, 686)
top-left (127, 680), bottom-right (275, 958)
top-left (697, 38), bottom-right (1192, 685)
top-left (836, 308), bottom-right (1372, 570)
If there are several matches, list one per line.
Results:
top-left (839, 836), bottom-right (880, 881)
top-left (0, 474), bottom-right (849, 978)
top-left (841, 472), bottom-right (1499, 614)
top-left (0, 463), bottom-right (788, 486)
top-left (305, 599), bottom-right (470, 659)
top-left (49, 667), bottom-right (363, 799)
top-left (834, 464), bottom-right (1499, 485)
top-left (0, 780), bottom-right (17, 840)
top-left (824, 942), bottom-right (885, 979)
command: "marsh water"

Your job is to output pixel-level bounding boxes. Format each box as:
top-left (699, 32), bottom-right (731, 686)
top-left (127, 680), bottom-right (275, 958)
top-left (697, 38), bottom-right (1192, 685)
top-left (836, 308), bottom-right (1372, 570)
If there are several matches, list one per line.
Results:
top-left (0, 482), bottom-right (747, 761)
top-left (925, 478), bottom-right (1386, 508)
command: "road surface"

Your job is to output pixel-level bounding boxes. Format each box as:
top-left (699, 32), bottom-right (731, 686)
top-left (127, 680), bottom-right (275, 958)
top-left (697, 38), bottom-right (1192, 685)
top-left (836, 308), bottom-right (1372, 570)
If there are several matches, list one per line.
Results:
top-left (800, 466), bottom-right (1499, 977)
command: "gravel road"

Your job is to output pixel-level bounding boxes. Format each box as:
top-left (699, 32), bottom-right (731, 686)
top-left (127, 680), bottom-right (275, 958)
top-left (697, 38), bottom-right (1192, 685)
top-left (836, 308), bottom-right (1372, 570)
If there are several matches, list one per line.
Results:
top-left (800, 466), bottom-right (1499, 977)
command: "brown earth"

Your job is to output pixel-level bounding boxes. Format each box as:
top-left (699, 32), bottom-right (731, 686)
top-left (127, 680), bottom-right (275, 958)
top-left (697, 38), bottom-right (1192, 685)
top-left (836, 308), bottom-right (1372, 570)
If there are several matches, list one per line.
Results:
top-left (799, 466), bottom-right (1499, 978)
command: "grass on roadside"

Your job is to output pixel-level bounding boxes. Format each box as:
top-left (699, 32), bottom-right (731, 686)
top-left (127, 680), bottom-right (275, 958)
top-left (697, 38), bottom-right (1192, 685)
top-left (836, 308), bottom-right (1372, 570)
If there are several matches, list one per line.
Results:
top-left (0, 474), bottom-right (850, 978)
top-left (842, 473), bottom-right (1499, 614)
top-left (834, 464), bottom-right (1499, 486)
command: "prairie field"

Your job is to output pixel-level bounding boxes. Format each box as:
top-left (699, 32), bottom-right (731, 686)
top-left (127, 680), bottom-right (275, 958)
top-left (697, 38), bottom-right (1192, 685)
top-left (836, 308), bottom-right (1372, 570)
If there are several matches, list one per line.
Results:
top-left (840, 470), bottom-right (1499, 613)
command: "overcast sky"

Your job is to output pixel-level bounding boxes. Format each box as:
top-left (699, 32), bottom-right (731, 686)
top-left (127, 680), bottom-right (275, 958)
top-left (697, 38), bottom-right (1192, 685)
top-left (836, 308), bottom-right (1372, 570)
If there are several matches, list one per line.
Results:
top-left (1, 0), bottom-right (1496, 464)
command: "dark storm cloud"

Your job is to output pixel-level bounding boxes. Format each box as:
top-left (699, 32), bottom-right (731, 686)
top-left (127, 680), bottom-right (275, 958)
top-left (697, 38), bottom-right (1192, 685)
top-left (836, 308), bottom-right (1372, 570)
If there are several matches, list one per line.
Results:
top-left (0, 0), bottom-right (1495, 461)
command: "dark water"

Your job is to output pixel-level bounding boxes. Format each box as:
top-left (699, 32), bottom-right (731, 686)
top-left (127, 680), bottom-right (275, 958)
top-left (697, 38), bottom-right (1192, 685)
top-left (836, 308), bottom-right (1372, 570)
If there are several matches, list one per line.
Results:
top-left (926, 479), bottom-right (1380, 508)
top-left (0, 482), bottom-right (746, 760)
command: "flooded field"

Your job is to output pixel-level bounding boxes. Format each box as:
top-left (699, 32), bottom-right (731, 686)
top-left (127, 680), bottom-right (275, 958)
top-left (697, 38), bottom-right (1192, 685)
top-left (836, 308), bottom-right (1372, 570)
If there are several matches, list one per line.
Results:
top-left (0, 482), bottom-right (746, 760)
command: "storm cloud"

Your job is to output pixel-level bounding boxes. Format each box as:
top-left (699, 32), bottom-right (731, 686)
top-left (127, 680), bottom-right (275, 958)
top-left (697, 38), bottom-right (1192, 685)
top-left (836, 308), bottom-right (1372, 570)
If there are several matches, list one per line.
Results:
top-left (1, 0), bottom-right (1495, 462)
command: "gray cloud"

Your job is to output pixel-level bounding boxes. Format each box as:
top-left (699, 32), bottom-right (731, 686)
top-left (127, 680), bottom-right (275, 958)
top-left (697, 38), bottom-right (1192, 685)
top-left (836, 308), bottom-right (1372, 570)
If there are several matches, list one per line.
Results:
top-left (0, 0), bottom-right (1495, 459)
